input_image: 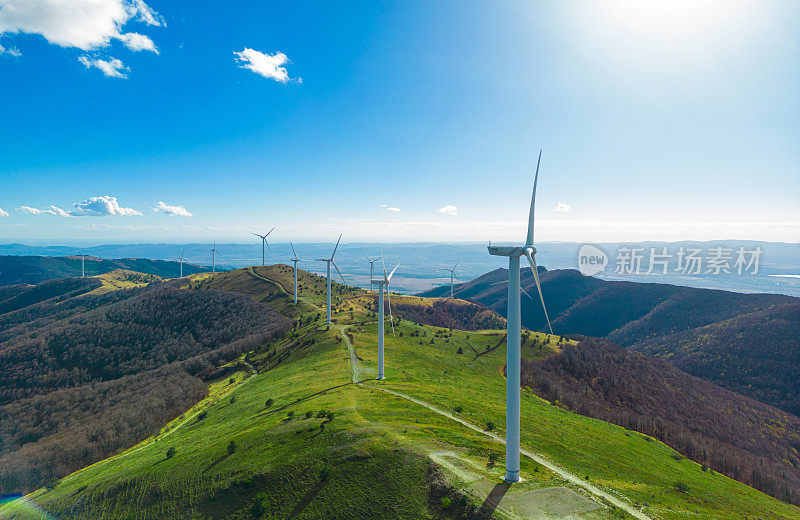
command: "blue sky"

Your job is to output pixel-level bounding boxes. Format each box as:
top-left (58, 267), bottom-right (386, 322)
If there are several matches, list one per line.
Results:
top-left (0, 0), bottom-right (798, 244)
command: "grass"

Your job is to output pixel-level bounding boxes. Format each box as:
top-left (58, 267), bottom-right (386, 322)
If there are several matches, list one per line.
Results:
top-left (2, 265), bottom-right (799, 520)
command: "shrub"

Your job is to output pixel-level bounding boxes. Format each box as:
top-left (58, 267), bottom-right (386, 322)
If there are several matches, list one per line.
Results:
top-left (265, 398), bottom-right (274, 408)
top-left (441, 497), bottom-right (451, 509)
top-left (305, 411), bottom-right (313, 419)
top-left (457, 347), bottom-right (463, 354)
top-left (227, 440), bottom-right (237, 455)
top-left (166, 446), bottom-right (176, 459)
top-left (675, 481), bottom-right (689, 493)
top-left (485, 421), bottom-right (495, 431)
top-left (453, 405), bottom-right (463, 414)
top-left (196, 411), bottom-right (207, 422)
top-left (488, 452), bottom-right (498, 465)
top-left (230, 395), bottom-right (236, 404)
top-left (287, 411), bottom-right (295, 419)
top-left (229, 377), bottom-right (236, 384)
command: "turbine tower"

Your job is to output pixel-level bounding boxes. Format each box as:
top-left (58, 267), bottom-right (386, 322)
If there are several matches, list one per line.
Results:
top-left (289, 242), bottom-right (303, 304)
top-left (371, 253), bottom-right (399, 380)
top-left (487, 149), bottom-right (553, 483)
top-left (211, 239), bottom-right (220, 273)
top-left (444, 260), bottom-right (461, 299)
top-left (316, 234), bottom-right (345, 324)
top-left (365, 256), bottom-right (380, 290)
top-left (80, 251), bottom-right (85, 278)
top-left (177, 249), bottom-right (186, 278)
top-left (253, 227), bottom-right (275, 267)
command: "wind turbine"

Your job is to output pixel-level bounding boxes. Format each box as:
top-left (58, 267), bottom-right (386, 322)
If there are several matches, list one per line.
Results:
top-left (80, 251), bottom-right (85, 278)
top-left (177, 249), bottom-right (186, 278)
top-left (444, 260), bottom-right (461, 299)
top-left (289, 242), bottom-right (303, 304)
top-left (253, 227), bottom-right (275, 267)
top-left (487, 149), bottom-right (553, 483)
top-left (316, 234), bottom-right (346, 324)
top-left (211, 239), bottom-right (221, 273)
top-left (371, 253), bottom-right (399, 380)
top-left (365, 256), bottom-right (380, 290)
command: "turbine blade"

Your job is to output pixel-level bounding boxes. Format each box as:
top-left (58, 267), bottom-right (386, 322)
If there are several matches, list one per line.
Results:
top-left (290, 242), bottom-right (298, 259)
top-left (253, 233), bottom-right (262, 238)
top-left (525, 250), bottom-right (553, 335)
top-left (454, 273), bottom-right (461, 284)
top-left (453, 259), bottom-right (460, 270)
top-left (387, 289), bottom-right (395, 337)
top-left (332, 260), bottom-right (346, 284)
top-left (526, 149), bottom-right (542, 247)
top-left (521, 286), bottom-right (533, 300)
top-left (381, 250), bottom-right (387, 279)
top-left (331, 233), bottom-right (342, 258)
top-left (265, 240), bottom-right (271, 252)
top-left (387, 263), bottom-right (400, 282)
top-left (266, 227), bottom-right (275, 236)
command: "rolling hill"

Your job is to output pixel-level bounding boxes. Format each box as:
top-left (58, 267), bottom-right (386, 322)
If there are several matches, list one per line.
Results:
top-left (1, 265), bottom-right (799, 519)
top-left (418, 268), bottom-right (800, 415)
top-left (0, 276), bottom-right (289, 494)
top-left (0, 255), bottom-right (210, 286)
top-left (521, 337), bottom-right (800, 505)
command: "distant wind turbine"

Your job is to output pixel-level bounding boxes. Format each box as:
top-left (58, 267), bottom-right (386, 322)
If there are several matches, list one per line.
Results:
top-left (80, 251), bottom-right (85, 278)
top-left (365, 256), bottom-right (380, 291)
top-left (371, 253), bottom-right (399, 380)
top-left (289, 242), bottom-right (303, 304)
top-left (211, 239), bottom-right (221, 273)
top-left (444, 260), bottom-right (461, 299)
top-left (487, 149), bottom-right (553, 483)
top-left (316, 234), bottom-right (346, 324)
top-left (177, 249), bottom-right (187, 278)
top-left (253, 227), bottom-right (275, 267)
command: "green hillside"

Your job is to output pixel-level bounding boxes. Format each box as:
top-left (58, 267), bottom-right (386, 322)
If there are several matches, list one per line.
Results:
top-left (2, 266), bottom-right (798, 520)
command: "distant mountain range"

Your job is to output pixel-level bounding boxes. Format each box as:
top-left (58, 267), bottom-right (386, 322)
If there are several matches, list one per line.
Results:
top-left (0, 255), bottom-right (210, 286)
top-left (419, 268), bottom-right (800, 417)
top-left (1, 240), bottom-right (798, 296)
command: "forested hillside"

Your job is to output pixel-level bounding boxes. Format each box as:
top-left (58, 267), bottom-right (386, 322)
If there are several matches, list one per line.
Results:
top-left (521, 338), bottom-right (800, 505)
top-left (0, 255), bottom-right (210, 286)
top-left (0, 277), bottom-right (290, 495)
top-left (420, 268), bottom-right (800, 415)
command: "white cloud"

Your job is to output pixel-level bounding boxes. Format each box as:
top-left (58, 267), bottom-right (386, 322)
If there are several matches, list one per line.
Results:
top-left (0, 0), bottom-right (162, 50)
top-left (233, 48), bottom-right (296, 82)
top-left (553, 202), bottom-right (571, 213)
top-left (0, 0), bottom-right (161, 72)
top-left (438, 204), bottom-right (458, 216)
top-left (79, 55), bottom-right (128, 78)
top-left (0, 207), bottom-right (9, 217)
top-left (0, 43), bottom-right (21, 56)
top-left (70, 195), bottom-right (141, 216)
top-left (153, 201), bottom-right (192, 217)
top-left (379, 204), bottom-right (387, 207)
top-left (387, 207), bottom-right (400, 212)
top-left (17, 205), bottom-right (70, 216)
top-left (118, 32), bottom-right (157, 53)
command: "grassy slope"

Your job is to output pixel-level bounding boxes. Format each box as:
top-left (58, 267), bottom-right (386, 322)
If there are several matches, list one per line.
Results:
top-left (2, 265), bottom-right (799, 520)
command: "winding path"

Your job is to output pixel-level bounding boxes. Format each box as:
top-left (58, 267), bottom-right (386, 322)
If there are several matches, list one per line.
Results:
top-left (333, 325), bottom-right (650, 520)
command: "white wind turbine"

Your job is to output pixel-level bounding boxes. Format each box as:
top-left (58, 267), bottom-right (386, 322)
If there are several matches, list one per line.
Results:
top-left (487, 149), bottom-right (553, 483)
top-left (316, 234), bottom-right (346, 324)
top-left (289, 242), bottom-right (303, 304)
top-left (444, 259), bottom-right (461, 299)
top-left (365, 256), bottom-right (380, 291)
top-left (253, 227), bottom-right (275, 267)
top-left (177, 249), bottom-right (187, 278)
top-left (371, 253), bottom-right (399, 380)
top-left (79, 251), bottom-right (86, 278)
top-left (211, 239), bottom-right (221, 273)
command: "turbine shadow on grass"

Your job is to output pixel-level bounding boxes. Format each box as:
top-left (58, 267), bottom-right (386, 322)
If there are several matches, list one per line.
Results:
top-left (254, 379), bottom-right (378, 419)
top-left (477, 481), bottom-right (511, 517)
top-left (286, 478), bottom-right (327, 520)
